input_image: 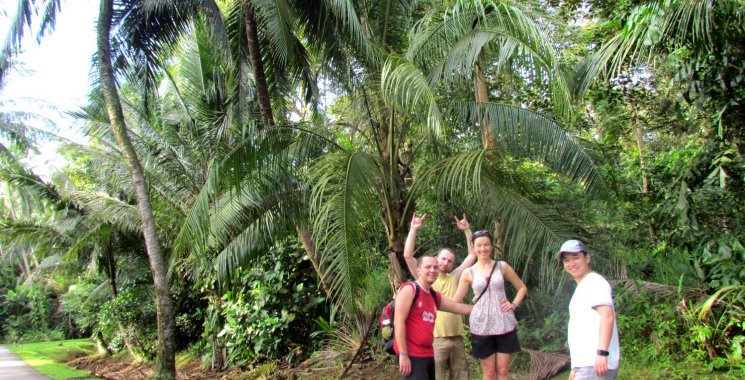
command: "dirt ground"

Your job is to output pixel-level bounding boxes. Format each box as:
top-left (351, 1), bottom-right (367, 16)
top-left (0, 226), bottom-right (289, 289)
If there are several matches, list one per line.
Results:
top-left (68, 351), bottom-right (402, 380)
top-left (68, 349), bottom-right (563, 380)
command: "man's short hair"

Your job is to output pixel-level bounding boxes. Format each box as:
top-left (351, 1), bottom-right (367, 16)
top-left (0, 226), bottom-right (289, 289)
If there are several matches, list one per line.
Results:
top-left (416, 255), bottom-right (437, 267)
top-left (438, 248), bottom-right (455, 257)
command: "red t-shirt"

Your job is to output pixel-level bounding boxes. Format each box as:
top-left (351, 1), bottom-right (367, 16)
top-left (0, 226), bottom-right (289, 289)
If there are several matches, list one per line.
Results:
top-left (393, 282), bottom-right (440, 357)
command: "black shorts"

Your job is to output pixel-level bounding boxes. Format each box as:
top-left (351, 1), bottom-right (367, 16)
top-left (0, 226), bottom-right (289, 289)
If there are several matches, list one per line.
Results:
top-left (471, 329), bottom-right (521, 359)
top-left (397, 355), bottom-right (435, 380)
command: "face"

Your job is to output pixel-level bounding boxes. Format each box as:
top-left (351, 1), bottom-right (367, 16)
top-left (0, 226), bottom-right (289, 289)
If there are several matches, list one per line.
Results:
top-left (437, 249), bottom-right (455, 273)
top-left (417, 256), bottom-right (440, 285)
top-left (561, 252), bottom-right (591, 281)
top-left (473, 236), bottom-right (493, 259)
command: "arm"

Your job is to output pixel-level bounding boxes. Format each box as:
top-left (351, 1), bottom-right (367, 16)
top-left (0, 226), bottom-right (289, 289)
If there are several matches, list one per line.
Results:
top-left (500, 261), bottom-right (528, 312)
top-left (394, 284), bottom-right (415, 376)
top-left (450, 214), bottom-right (476, 281)
top-left (451, 269), bottom-right (473, 303)
top-left (594, 305), bottom-right (616, 376)
top-left (438, 295), bottom-right (473, 315)
top-left (403, 213), bottom-right (426, 279)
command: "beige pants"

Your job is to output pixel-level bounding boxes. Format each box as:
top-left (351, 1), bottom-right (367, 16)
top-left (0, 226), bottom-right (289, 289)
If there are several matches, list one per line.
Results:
top-left (433, 336), bottom-right (470, 380)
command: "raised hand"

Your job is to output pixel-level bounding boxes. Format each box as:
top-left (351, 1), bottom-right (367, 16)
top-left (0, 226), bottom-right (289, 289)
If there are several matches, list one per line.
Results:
top-left (410, 212), bottom-right (427, 230)
top-left (454, 213), bottom-right (470, 231)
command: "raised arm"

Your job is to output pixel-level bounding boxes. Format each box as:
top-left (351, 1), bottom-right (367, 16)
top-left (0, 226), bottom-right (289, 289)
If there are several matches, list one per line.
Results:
top-left (451, 268), bottom-right (473, 303)
top-left (403, 213), bottom-right (426, 278)
top-left (499, 261), bottom-right (528, 312)
top-left (450, 213), bottom-right (476, 281)
top-left (394, 284), bottom-right (415, 376)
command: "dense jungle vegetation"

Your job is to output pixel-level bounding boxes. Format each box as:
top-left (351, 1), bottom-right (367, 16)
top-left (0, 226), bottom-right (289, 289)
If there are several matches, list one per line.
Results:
top-left (0, 0), bottom-right (743, 379)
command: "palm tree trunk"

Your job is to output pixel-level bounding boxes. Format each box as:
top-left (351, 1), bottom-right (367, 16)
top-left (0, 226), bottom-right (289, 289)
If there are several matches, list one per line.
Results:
top-left (243, 1), bottom-right (274, 128)
top-left (474, 58), bottom-right (495, 150)
top-left (297, 224), bottom-right (333, 297)
top-left (97, 0), bottom-right (176, 377)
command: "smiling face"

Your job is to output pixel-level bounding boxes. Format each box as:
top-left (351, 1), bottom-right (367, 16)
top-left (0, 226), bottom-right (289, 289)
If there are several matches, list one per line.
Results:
top-left (473, 236), bottom-right (493, 260)
top-left (417, 256), bottom-right (440, 285)
top-left (561, 251), bottom-right (591, 282)
top-left (437, 249), bottom-right (455, 273)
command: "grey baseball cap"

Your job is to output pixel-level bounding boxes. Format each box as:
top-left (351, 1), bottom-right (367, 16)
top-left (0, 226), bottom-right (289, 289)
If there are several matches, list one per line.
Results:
top-left (556, 239), bottom-right (586, 260)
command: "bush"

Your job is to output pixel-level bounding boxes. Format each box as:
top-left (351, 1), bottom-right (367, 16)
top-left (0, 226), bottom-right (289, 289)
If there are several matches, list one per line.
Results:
top-left (682, 285), bottom-right (745, 372)
top-left (518, 286), bottom-right (571, 352)
top-left (60, 281), bottom-right (102, 337)
top-left (615, 287), bottom-right (692, 366)
top-left (213, 236), bottom-right (327, 365)
top-left (1, 282), bottom-right (56, 343)
top-left (97, 286), bottom-right (158, 359)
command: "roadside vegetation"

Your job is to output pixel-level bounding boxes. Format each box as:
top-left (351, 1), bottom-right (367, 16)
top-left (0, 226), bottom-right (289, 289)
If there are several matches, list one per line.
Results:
top-left (0, 1), bottom-right (743, 379)
top-left (7, 339), bottom-right (98, 379)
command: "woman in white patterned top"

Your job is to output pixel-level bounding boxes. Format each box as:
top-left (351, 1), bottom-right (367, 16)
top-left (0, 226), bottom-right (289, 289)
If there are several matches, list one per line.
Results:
top-left (452, 230), bottom-right (527, 380)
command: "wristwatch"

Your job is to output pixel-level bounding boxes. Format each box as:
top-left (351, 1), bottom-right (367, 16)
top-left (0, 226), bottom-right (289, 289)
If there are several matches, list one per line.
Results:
top-left (597, 349), bottom-right (610, 357)
top-left (399, 350), bottom-right (409, 357)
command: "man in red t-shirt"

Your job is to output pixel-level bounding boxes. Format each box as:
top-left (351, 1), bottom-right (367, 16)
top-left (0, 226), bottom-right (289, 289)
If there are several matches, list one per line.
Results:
top-left (394, 256), bottom-right (473, 380)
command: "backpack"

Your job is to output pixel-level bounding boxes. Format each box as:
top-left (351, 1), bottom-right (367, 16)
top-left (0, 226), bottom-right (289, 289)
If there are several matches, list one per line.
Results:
top-left (379, 281), bottom-right (439, 355)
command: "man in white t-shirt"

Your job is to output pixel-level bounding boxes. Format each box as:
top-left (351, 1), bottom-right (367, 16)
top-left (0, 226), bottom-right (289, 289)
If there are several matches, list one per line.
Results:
top-left (557, 239), bottom-right (620, 380)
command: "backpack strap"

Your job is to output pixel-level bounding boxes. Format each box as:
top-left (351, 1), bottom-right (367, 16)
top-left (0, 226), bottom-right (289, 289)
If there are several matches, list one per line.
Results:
top-left (409, 281), bottom-right (439, 308)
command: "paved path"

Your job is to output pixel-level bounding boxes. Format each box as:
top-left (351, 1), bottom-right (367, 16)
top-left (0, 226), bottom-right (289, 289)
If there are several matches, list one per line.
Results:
top-left (0, 345), bottom-right (51, 380)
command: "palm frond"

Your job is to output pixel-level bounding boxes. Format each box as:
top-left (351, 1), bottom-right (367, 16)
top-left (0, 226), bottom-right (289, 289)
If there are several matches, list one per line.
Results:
top-left (381, 58), bottom-right (442, 140)
top-left (0, 0), bottom-right (37, 83)
top-left (308, 151), bottom-right (383, 314)
top-left (449, 101), bottom-right (606, 195)
top-left (407, 0), bottom-right (573, 119)
top-left (411, 149), bottom-right (585, 288)
top-left (61, 190), bottom-right (142, 236)
top-left (577, 0), bottom-right (729, 98)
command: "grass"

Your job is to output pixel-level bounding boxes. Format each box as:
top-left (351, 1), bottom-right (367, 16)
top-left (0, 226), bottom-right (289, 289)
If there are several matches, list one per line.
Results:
top-left (8, 338), bottom-right (100, 380)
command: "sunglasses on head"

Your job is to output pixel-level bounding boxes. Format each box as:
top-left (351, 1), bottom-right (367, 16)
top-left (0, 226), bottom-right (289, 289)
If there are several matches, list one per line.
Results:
top-left (471, 230), bottom-right (504, 252)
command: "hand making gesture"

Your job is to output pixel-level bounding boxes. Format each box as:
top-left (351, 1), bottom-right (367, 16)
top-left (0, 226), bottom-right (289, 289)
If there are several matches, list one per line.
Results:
top-left (410, 212), bottom-right (427, 230)
top-left (454, 213), bottom-right (470, 231)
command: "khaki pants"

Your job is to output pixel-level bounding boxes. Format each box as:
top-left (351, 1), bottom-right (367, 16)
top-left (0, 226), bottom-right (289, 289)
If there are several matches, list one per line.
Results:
top-left (433, 336), bottom-right (470, 380)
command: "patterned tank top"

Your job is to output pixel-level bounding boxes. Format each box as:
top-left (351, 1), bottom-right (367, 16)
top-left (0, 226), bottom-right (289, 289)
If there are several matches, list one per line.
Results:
top-left (469, 261), bottom-right (518, 335)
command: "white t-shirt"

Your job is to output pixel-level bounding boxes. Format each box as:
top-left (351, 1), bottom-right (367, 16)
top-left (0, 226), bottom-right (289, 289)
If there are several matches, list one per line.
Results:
top-left (567, 272), bottom-right (620, 369)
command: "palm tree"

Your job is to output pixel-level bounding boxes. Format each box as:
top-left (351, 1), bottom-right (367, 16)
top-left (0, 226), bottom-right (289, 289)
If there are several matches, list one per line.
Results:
top-left (96, 0), bottom-right (175, 376)
top-left (404, 1), bottom-right (573, 144)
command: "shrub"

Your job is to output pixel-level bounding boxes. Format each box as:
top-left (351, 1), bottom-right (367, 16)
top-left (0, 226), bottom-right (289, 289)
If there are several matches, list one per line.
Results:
top-left (60, 281), bottom-right (102, 337)
top-left (1, 282), bottom-right (56, 343)
top-left (213, 236), bottom-right (326, 365)
top-left (682, 285), bottom-right (745, 372)
top-left (97, 286), bottom-right (158, 359)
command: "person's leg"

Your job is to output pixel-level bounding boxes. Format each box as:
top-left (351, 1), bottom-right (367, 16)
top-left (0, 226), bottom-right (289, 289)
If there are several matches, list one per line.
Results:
top-left (479, 353), bottom-right (497, 380)
top-left (494, 329), bottom-right (520, 380)
top-left (426, 357), bottom-right (436, 380)
top-left (494, 353), bottom-right (511, 380)
top-left (433, 337), bottom-right (451, 380)
top-left (449, 337), bottom-right (470, 380)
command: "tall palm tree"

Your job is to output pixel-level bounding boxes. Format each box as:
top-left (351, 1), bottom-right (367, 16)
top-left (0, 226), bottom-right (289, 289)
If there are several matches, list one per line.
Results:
top-left (96, 0), bottom-right (175, 376)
